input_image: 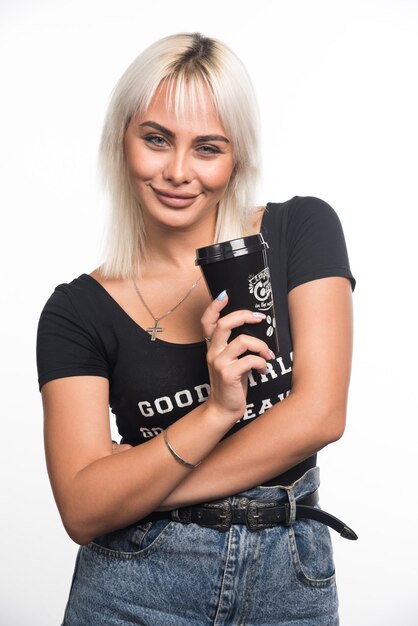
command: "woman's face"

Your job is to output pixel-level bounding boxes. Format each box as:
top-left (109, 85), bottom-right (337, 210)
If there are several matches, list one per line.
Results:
top-left (124, 82), bottom-right (236, 233)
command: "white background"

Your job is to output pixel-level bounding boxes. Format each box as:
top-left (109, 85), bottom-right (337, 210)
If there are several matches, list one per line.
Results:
top-left (1, 0), bottom-right (417, 624)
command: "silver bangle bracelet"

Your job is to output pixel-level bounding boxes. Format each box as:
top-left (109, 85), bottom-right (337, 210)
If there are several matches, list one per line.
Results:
top-left (163, 427), bottom-right (201, 470)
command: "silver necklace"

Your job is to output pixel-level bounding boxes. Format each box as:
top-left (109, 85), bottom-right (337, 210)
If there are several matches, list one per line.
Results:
top-left (133, 275), bottom-right (202, 341)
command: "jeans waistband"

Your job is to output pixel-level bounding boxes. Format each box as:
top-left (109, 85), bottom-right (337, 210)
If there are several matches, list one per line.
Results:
top-left (137, 468), bottom-right (358, 540)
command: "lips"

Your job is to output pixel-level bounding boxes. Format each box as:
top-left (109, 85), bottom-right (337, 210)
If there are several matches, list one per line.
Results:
top-left (153, 187), bottom-right (199, 199)
top-left (151, 187), bottom-right (200, 208)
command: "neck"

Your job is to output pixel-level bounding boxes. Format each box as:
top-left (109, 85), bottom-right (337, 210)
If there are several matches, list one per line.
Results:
top-left (141, 216), bottom-right (217, 275)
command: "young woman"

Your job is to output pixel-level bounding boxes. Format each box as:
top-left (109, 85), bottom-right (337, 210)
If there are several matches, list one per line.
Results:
top-left (37, 32), bottom-right (357, 625)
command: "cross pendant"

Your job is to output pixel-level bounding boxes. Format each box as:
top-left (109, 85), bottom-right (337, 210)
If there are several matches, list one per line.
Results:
top-left (147, 319), bottom-right (163, 341)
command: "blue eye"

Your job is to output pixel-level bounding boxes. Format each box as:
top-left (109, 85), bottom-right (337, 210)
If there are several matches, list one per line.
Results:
top-left (144, 135), bottom-right (168, 147)
top-left (198, 145), bottom-right (220, 155)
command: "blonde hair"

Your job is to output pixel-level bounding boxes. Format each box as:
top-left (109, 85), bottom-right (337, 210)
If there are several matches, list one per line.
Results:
top-left (99, 32), bottom-right (261, 278)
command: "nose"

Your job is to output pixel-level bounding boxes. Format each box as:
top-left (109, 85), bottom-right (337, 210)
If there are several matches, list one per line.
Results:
top-left (163, 150), bottom-right (193, 185)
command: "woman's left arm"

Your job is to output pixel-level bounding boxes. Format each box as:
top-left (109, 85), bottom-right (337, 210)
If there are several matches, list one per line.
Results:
top-left (157, 275), bottom-right (353, 509)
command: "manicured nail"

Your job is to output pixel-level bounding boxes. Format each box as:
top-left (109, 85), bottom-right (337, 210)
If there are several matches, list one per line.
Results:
top-left (252, 312), bottom-right (266, 318)
top-left (269, 349), bottom-right (276, 360)
top-left (216, 290), bottom-right (227, 301)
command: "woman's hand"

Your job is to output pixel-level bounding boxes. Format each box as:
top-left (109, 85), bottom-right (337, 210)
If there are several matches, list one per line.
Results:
top-left (201, 292), bottom-right (275, 425)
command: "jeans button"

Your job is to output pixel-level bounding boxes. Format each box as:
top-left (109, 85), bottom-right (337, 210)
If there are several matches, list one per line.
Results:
top-left (239, 498), bottom-right (249, 509)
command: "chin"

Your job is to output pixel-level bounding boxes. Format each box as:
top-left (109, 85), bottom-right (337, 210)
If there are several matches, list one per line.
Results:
top-left (157, 212), bottom-right (207, 230)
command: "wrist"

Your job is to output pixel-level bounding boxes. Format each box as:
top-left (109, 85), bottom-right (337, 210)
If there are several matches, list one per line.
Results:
top-left (159, 402), bottom-right (232, 471)
top-left (202, 398), bottom-right (242, 432)
top-left (163, 426), bottom-right (201, 470)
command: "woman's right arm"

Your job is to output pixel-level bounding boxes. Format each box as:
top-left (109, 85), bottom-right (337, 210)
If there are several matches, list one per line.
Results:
top-left (43, 376), bottom-right (225, 545)
top-left (42, 303), bottom-right (271, 545)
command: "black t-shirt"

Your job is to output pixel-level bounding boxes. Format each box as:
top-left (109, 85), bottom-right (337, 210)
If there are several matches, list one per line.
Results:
top-left (36, 196), bottom-right (356, 485)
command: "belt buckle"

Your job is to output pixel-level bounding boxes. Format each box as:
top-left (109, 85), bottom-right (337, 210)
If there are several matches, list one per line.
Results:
top-left (246, 500), bottom-right (263, 531)
top-left (246, 500), bottom-right (287, 531)
top-left (209, 500), bottom-right (232, 532)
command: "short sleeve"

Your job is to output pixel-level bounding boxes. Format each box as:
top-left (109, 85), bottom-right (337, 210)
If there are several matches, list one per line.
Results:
top-left (36, 286), bottom-right (109, 391)
top-left (286, 196), bottom-right (356, 292)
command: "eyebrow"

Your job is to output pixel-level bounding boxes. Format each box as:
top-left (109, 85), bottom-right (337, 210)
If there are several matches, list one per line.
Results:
top-left (139, 121), bottom-right (230, 144)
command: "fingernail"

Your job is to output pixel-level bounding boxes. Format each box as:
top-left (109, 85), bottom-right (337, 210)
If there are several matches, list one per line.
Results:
top-left (269, 349), bottom-right (276, 360)
top-left (216, 290), bottom-right (227, 301)
top-left (252, 312), bottom-right (266, 318)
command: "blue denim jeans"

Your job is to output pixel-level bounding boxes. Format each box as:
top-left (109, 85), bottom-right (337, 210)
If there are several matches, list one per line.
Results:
top-left (62, 467), bottom-right (338, 625)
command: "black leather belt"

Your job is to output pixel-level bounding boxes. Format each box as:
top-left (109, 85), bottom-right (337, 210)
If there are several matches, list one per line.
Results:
top-left (141, 490), bottom-right (358, 540)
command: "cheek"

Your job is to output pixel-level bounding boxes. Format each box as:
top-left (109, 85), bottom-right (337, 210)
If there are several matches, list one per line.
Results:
top-left (126, 148), bottom-right (159, 181)
top-left (128, 158), bottom-right (157, 181)
top-left (199, 161), bottom-right (234, 191)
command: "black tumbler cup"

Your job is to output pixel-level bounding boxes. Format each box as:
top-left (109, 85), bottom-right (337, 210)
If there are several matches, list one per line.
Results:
top-left (195, 234), bottom-right (279, 354)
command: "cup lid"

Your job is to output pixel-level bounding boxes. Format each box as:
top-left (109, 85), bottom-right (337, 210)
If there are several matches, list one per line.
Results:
top-left (195, 233), bottom-right (267, 265)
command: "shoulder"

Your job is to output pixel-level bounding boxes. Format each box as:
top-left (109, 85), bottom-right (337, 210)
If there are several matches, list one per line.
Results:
top-left (250, 198), bottom-right (334, 235)
top-left (264, 196), bottom-right (345, 241)
top-left (266, 196), bottom-right (339, 220)
top-left (39, 273), bottom-right (102, 325)
top-left (37, 273), bottom-right (110, 391)
top-left (265, 197), bottom-right (356, 292)
top-left (37, 272), bottom-right (109, 353)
